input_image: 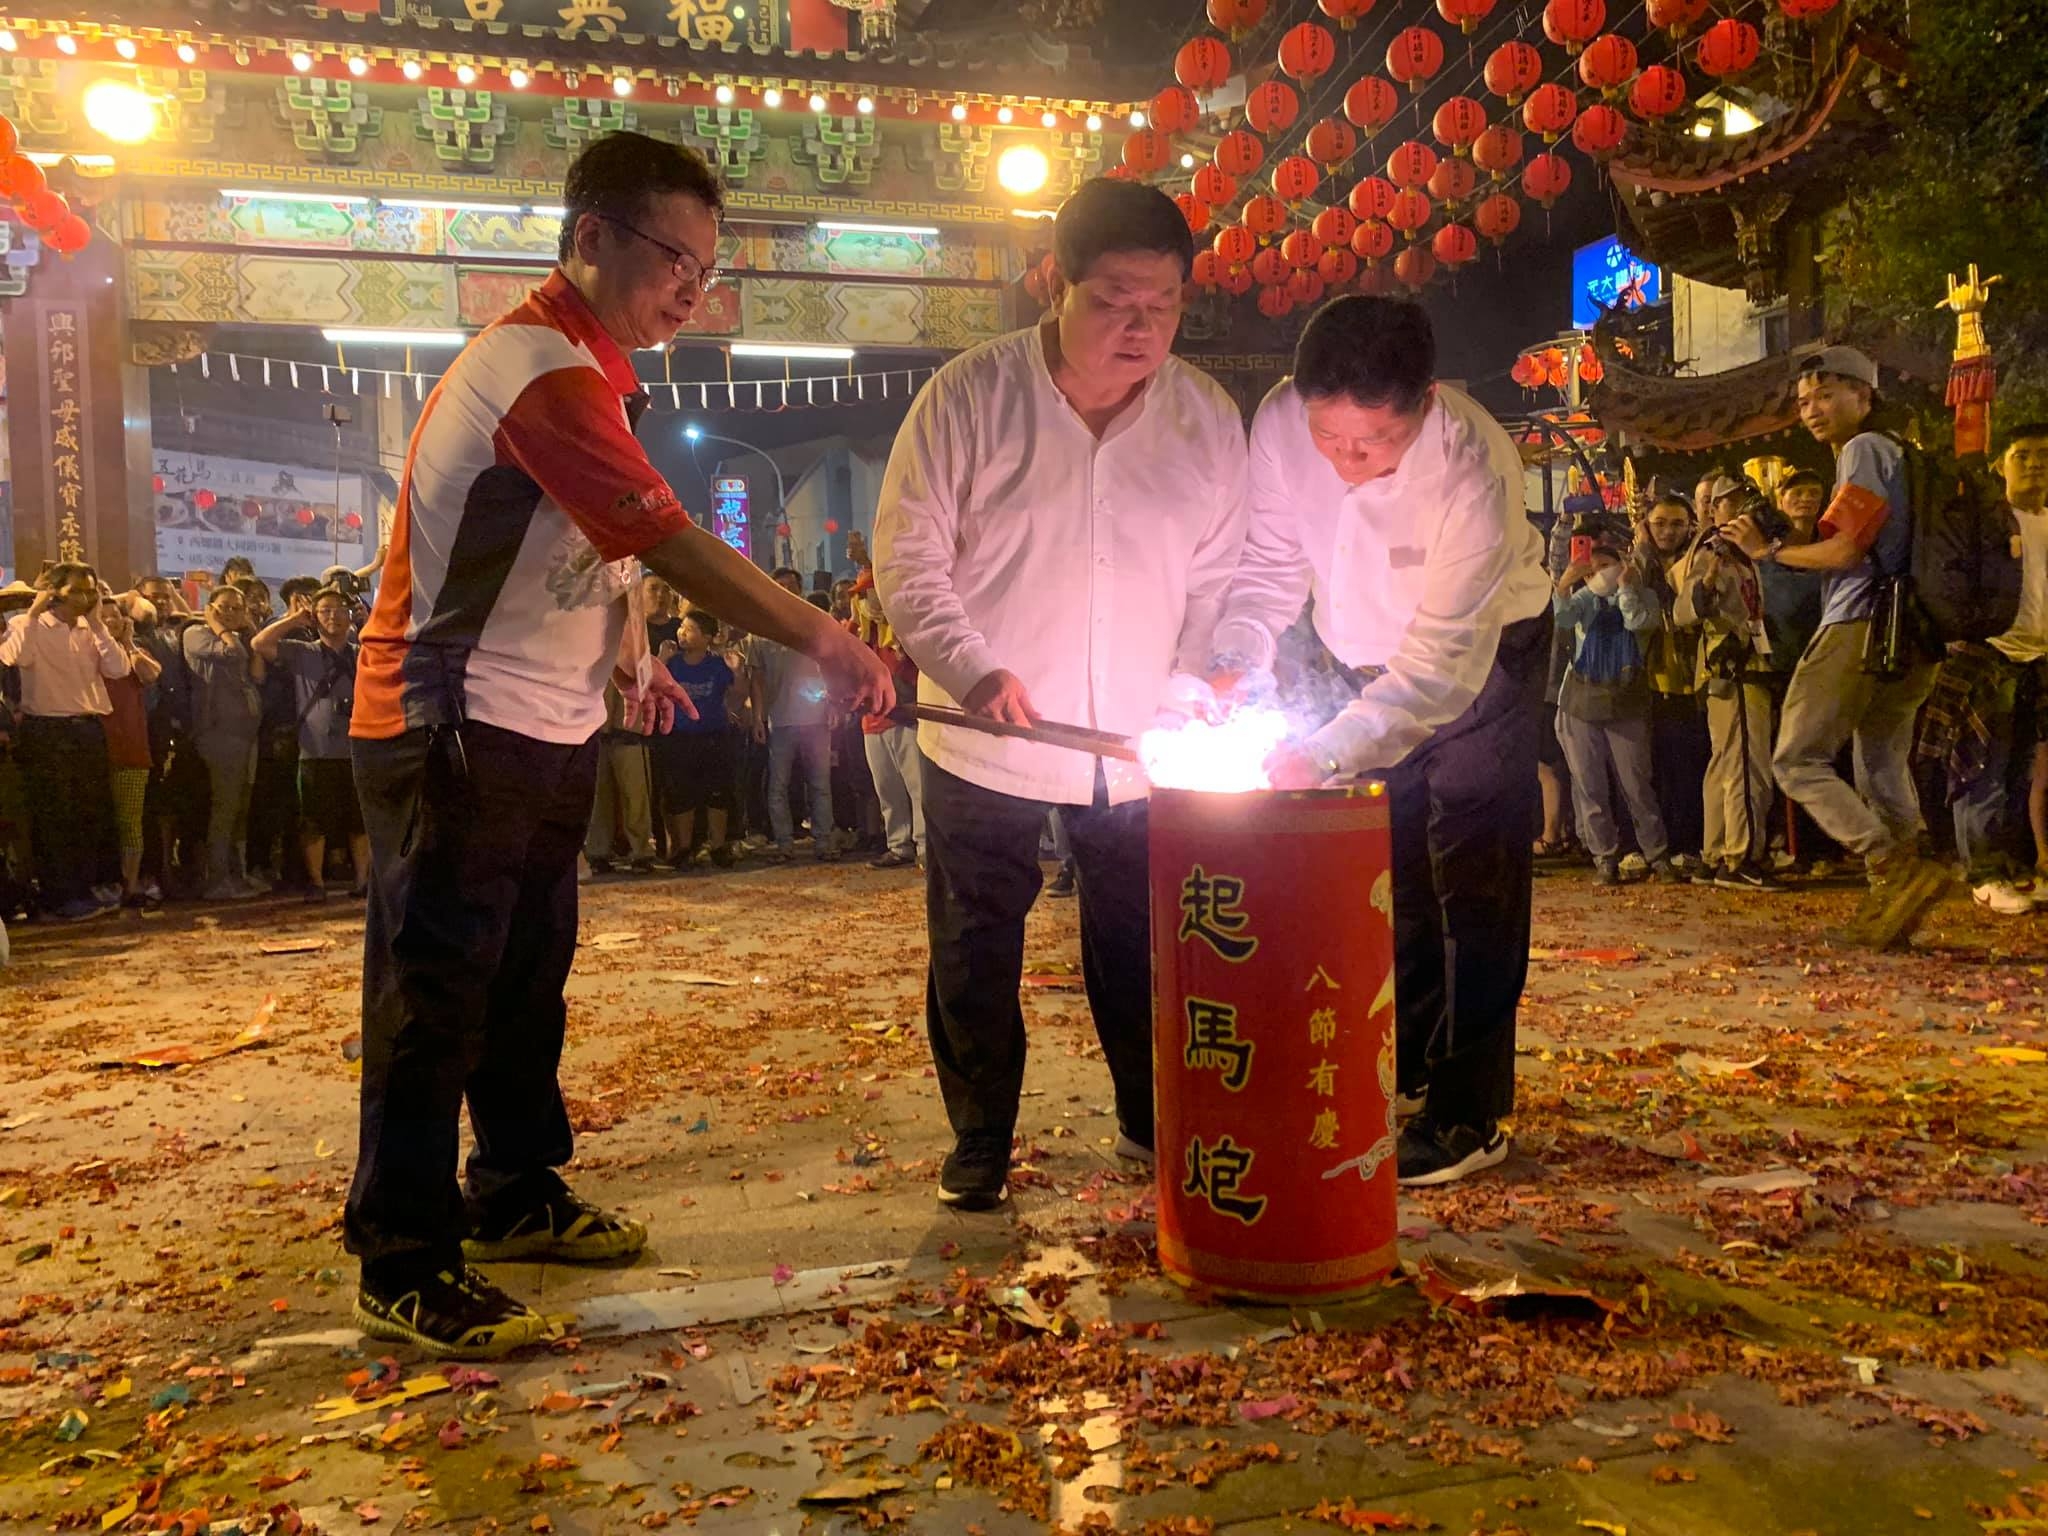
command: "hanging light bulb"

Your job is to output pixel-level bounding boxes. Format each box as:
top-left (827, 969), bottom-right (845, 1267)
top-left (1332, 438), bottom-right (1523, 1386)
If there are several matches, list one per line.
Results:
top-left (56, 33), bottom-right (79, 55)
top-left (347, 55), bottom-right (369, 76)
top-left (950, 102), bottom-right (967, 122)
top-left (114, 37), bottom-right (138, 60)
top-left (809, 92), bottom-right (827, 112)
top-left (762, 87), bottom-right (782, 107)
top-left (455, 63), bottom-right (476, 84)
top-left (401, 59), bottom-right (422, 80)
top-left (1085, 112), bottom-right (1102, 131)
top-left (715, 83), bottom-right (734, 104)
top-left (613, 75), bottom-right (633, 96)
top-left (1128, 109), bottom-right (1147, 128)
top-left (857, 95), bottom-right (874, 114)
top-left (290, 49), bottom-right (313, 72)
top-left (176, 42), bottom-right (197, 63)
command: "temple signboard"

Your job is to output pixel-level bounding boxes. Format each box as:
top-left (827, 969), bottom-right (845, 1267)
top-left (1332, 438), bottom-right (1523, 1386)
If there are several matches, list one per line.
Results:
top-left (381, 0), bottom-right (849, 51)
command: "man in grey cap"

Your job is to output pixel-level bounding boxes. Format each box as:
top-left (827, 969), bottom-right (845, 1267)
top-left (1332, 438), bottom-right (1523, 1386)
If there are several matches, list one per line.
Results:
top-left (1726, 345), bottom-right (1949, 946)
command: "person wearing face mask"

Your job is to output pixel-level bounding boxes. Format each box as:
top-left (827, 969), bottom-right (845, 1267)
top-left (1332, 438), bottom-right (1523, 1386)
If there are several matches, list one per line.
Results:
top-left (1210, 296), bottom-right (1550, 1189)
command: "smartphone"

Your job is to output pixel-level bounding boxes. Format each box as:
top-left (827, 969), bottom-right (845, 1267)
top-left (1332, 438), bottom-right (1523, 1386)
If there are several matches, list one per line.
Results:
top-left (1569, 535), bottom-right (1594, 567)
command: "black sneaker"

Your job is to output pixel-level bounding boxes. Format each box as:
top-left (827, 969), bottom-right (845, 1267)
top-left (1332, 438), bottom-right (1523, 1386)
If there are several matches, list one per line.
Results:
top-left (938, 1131), bottom-right (1011, 1211)
top-left (1396, 1118), bottom-right (1510, 1187)
top-left (1047, 864), bottom-right (1077, 899)
top-left (1592, 857), bottom-right (1620, 886)
top-left (463, 1185), bottom-right (647, 1264)
top-left (869, 849), bottom-right (917, 869)
top-left (353, 1265), bottom-right (548, 1359)
top-left (1714, 862), bottom-right (1786, 893)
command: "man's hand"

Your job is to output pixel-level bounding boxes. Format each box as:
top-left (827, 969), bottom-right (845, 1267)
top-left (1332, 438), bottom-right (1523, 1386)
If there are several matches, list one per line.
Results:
top-left (1264, 742), bottom-right (1329, 791)
top-left (1618, 560), bottom-right (1642, 590)
top-left (619, 663), bottom-right (699, 736)
top-left (1725, 515), bottom-right (1770, 560)
top-left (1158, 671), bottom-right (1221, 727)
top-left (811, 626), bottom-right (896, 717)
top-left (961, 668), bottom-right (1037, 727)
top-left (26, 588), bottom-right (52, 619)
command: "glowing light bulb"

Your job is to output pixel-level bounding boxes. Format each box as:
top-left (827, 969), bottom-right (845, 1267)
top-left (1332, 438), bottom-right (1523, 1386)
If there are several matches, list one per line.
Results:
top-left (0, 32), bottom-right (18, 53)
top-left (55, 34), bottom-right (78, 55)
top-left (176, 42), bottom-right (197, 63)
top-left (508, 68), bottom-right (529, 88)
top-left (856, 95), bottom-right (874, 114)
top-left (1128, 109), bottom-right (1146, 128)
top-left (997, 105), bottom-right (1013, 123)
top-left (809, 92), bottom-right (827, 112)
top-left (613, 75), bottom-right (633, 96)
top-left (762, 87), bottom-right (782, 107)
top-left (401, 59), bottom-right (422, 80)
top-left (291, 50), bottom-right (313, 72)
top-left (347, 55), bottom-right (368, 76)
top-left (455, 63), bottom-right (476, 84)
top-left (114, 37), bottom-right (137, 60)
top-left (996, 143), bottom-right (1050, 196)
top-left (1041, 110), bottom-right (1058, 128)
top-left (950, 103), bottom-right (967, 122)
top-left (83, 79), bottom-right (159, 144)
top-left (1180, 152), bottom-right (1195, 169)
top-left (1085, 112), bottom-right (1102, 131)
top-left (715, 83), bottom-right (734, 105)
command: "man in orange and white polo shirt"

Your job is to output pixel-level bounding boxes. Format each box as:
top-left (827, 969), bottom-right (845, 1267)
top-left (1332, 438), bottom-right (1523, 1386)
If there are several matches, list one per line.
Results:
top-left (346, 132), bottom-right (893, 1359)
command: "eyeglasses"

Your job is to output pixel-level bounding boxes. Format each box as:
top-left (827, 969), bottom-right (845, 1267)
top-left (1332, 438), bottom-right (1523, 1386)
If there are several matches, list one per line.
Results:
top-left (599, 213), bottom-right (721, 291)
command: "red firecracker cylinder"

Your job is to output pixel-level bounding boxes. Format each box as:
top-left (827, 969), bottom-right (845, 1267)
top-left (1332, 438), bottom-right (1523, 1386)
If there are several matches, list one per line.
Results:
top-left (1151, 786), bottom-right (1399, 1302)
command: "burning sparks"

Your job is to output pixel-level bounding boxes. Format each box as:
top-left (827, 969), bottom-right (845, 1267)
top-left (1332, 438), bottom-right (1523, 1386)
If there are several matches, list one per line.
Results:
top-left (1139, 709), bottom-right (1294, 792)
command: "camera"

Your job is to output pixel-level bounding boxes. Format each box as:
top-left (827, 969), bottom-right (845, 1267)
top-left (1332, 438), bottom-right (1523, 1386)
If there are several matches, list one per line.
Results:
top-left (1703, 478), bottom-right (1791, 556)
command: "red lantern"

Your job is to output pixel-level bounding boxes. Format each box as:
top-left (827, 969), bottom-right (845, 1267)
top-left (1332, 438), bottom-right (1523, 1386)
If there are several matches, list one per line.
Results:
top-left (1522, 83), bottom-right (1579, 143)
top-left (1256, 284), bottom-right (1296, 319)
top-left (1428, 157), bottom-right (1477, 205)
top-left (0, 118), bottom-right (16, 161)
top-left (1483, 42), bottom-right (1543, 105)
top-left (1387, 187), bottom-right (1433, 235)
top-left (1386, 26), bottom-right (1445, 93)
top-left (152, 475), bottom-right (166, 494)
top-left (1215, 129), bottom-right (1265, 178)
top-left (1780, 0), bottom-right (1840, 17)
top-left (1578, 34), bottom-right (1638, 95)
top-left (1286, 268), bottom-right (1326, 305)
top-left (1312, 205), bottom-right (1358, 247)
top-left (824, 518), bottom-right (841, 534)
top-left (1524, 150), bottom-right (1573, 207)
top-left (1103, 165), bottom-right (1140, 183)
top-left (1578, 344), bottom-right (1605, 385)
top-left (344, 511), bottom-right (365, 532)
top-left (1571, 103), bottom-right (1627, 158)
top-left (1213, 225), bottom-right (1257, 268)
top-left (1252, 247), bottom-right (1292, 287)
top-left (1629, 64), bottom-right (1688, 121)
top-left (1432, 222), bottom-right (1478, 268)
top-left (1281, 229), bottom-right (1325, 270)
top-left (1150, 86), bottom-right (1201, 135)
top-left (1347, 175), bottom-right (1397, 222)
top-left (295, 507), bottom-right (317, 527)
top-left (51, 212), bottom-right (96, 256)
top-left (1193, 163), bottom-right (1239, 206)
top-left (1122, 130), bottom-right (1172, 175)
top-left (1319, 0), bottom-right (1374, 26)
top-left (1648, 0), bottom-right (1710, 34)
top-left (1272, 154), bottom-right (1320, 203)
top-left (1698, 17), bottom-right (1761, 77)
top-left (1175, 37), bottom-right (1233, 95)
top-left (1207, 0), bottom-right (1268, 38)
top-left (0, 153), bottom-right (43, 203)
top-left (1542, 0), bottom-right (1605, 53)
top-left (1243, 193), bottom-right (1289, 241)
top-left (1472, 124), bottom-right (1525, 179)
top-left (195, 489), bottom-right (218, 511)
top-left (1278, 22), bottom-right (1337, 84)
top-left (1246, 81), bottom-right (1301, 137)
top-left (1386, 140), bottom-right (1438, 189)
top-left (17, 189), bottom-right (63, 233)
top-left (1511, 353), bottom-right (1547, 390)
top-left (1218, 264), bottom-right (1255, 296)
top-left (1351, 219), bottom-right (1395, 262)
top-left (1305, 116), bottom-right (1358, 170)
top-left (1474, 192), bottom-right (1521, 243)
top-left (1191, 250), bottom-right (1221, 290)
top-left (1431, 96), bottom-right (1487, 155)
top-left (1317, 246), bottom-right (1359, 286)
top-left (1344, 75), bottom-right (1400, 132)
top-left (1175, 193), bottom-right (1213, 235)
top-left (1394, 246), bottom-right (1437, 289)
top-left (1357, 262), bottom-right (1398, 296)
top-left (776, 521), bottom-right (793, 540)
top-left (1436, 0), bottom-right (1495, 33)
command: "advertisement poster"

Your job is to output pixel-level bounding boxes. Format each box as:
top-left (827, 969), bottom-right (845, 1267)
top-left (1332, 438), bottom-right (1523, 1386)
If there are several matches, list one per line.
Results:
top-left (711, 475), bottom-right (750, 558)
top-left (153, 450), bottom-right (374, 585)
top-left (1571, 236), bottom-right (1662, 329)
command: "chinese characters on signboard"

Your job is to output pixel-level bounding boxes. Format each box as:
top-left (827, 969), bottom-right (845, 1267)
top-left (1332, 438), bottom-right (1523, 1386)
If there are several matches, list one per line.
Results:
top-left (432, 0), bottom-right (797, 48)
top-left (46, 308), bottom-right (87, 563)
top-left (711, 475), bottom-right (750, 557)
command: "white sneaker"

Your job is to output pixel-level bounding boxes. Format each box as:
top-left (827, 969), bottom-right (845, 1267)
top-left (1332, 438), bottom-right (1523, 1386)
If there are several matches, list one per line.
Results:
top-left (1972, 880), bottom-right (2037, 916)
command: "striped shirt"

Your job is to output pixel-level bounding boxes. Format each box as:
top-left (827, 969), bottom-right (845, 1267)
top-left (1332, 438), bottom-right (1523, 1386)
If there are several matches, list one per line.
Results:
top-left (352, 271), bottom-right (691, 744)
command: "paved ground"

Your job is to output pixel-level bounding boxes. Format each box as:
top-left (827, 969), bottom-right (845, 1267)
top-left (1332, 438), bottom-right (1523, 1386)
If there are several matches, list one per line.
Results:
top-left (5, 853), bottom-right (2048, 1535)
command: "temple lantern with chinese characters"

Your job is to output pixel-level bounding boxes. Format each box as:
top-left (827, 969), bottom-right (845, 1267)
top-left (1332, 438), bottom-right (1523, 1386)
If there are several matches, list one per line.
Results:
top-left (1357, 260), bottom-right (1398, 295)
top-left (1629, 64), bottom-right (1688, 120)
top-left (1524, 150), bottom-right (1574, 206)
top-left (1122, 130), bottom-right (1173, 175)
top-left (1150, 86), bottom-right (1201, 135)
top-left (1176, 36), bottom-right (1233, 95)
top-left (1428, 157), bottom-right (1478, 206)
top-left (1213, 223), bottom-right (1257, 270)
top-left (1387, 187), bottom-right (1433, 236)
top-left (1319, 0), bottom-right (1374, 28)
top-left (1150, 787), bottom-right (1398, 1302)
top-left (1432, 222), bottom-right (1478, 268)
top-left (1484, 41), bottom-right (1543, 105)
top-left (1351, 218), bottom-right (1395, 262)
top-left (1386, 140), bottom-right (1439, 190)
top-left (1176, 193), bottom-right (1213, 234)
top-left (19, 190), bottom-right (67, 233)
top-left (1436, 0), bottom-right (1496, 34)
top-left (1312, 205), bottom-right (1358, 248)
top-left (1344, 75), bottom-right (1400, 132)
top-left (1522, 83), bottom-right (1578, 142)
top-left (1246, 80), bottom-right (1301, 137)
top-left (1207, 0), bottom-right (1268, 40)
top-left (1542, 0), bottom-right (1606, 53)
top-left (1475, 191), bottom-right (1521, 243)
top-left (1251, 246), bottom-right (1292, 287)
top-left (1648, 0), bottom-right (1710, 35)
top-left (0, 153), bottom-right (44, 203)
top-left (1394, 244), bottom-right (1438, 288)
top-left (1577, 33), bottom-right (1638, 95)
top-left (1255, 283), bottom-right (1296, 319)
top-left (1473, 123), bottom-right (1525, 179)
top-left (1697, 17), bottom-right (1761, 78)
top-left (1281, 229), bottom-right (1325, 270)
top-left (1217, 264), bottom-right (1256, 296)
top-left (1571, 103), bottom-right (1628, 158)
top-left (1306, 117), bottom-right (1359, 171)
top-left (1317, 246), bottom-right (1359, 286)
top-left (1431, 96), bottom-right (1487, 156)
top-left (1193, 163), bottom-right (1239, 206)
top-left (1216, 129), bottom-right (1266, 178)
top-left (1272, 154), bottom-right (1321, 204)
top-left (1287, 268), bottom-right (1326, 305)
top-left (1386, 26), bottom-right (1445, 93)
top-left (44, 214), bottom-right (89, 258)
top-left (1278, 22), bottom-right (1338, 84)
top-left (1192, 250), bottom-right (1224, 290)
top-left (1348, 174), bottom-right (1398, 222)
top-left (1243, 193), bottom-right (1289, 241)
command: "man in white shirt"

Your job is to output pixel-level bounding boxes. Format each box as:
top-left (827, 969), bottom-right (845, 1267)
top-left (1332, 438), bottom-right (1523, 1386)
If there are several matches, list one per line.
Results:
top-left (1211, 296), bottom-right (1551, 1188)
top-left (874, 177), bottom-right (1250, 1211)
top-left (0, 563), bottom-right (130, 921)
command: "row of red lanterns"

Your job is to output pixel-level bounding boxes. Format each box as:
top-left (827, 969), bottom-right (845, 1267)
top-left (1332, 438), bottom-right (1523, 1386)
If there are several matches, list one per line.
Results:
top-left (0, 117), bottom-right (90, 256)
top-left (154, 478), bottom-right (363, 530)
top-left (1511, 343), bottom-right (1605, 391)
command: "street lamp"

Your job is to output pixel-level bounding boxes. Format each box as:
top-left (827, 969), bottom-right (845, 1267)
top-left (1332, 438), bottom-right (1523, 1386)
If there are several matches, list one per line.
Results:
top-left (683, 423), bottom-right (787, 565)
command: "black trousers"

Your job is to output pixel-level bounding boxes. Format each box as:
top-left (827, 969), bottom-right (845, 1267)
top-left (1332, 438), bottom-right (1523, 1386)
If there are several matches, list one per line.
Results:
top-left (18, 715), bottom-right (113, 909)
top-left (920, 755), bottom-right (1153, 1145)
top-left (1386, 613), bottom-right (1547, 1129)
top-left (345, 720), bottom-right (594, 1285)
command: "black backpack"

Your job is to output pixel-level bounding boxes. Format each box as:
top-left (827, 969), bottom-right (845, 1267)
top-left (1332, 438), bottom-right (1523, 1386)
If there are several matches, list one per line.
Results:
top-left (1899, 436), bottom-right (2018, 645)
